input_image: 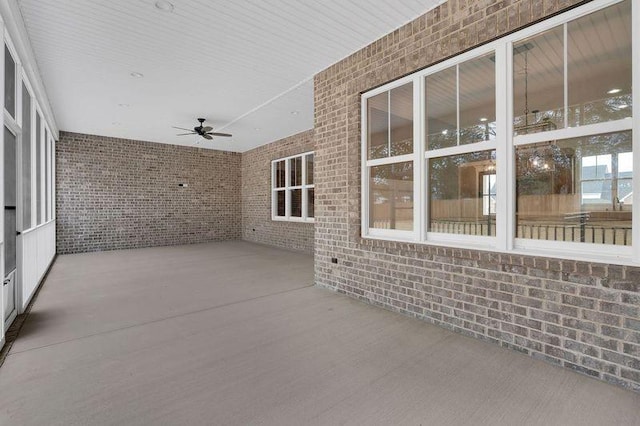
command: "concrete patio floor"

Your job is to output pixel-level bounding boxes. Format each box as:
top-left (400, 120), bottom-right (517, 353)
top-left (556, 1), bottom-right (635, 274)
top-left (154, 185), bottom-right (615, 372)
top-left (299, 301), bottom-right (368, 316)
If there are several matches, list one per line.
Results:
top-left (0, 241), bottom-right (638, 425)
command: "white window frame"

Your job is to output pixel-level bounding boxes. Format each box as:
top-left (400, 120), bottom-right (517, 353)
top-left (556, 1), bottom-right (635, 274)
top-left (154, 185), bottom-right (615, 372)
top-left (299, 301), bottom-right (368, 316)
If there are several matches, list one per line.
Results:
top-left (20, 70), bottom-right (36, 233)
top-left (271, 151), bottom-right (314, 223)
top-left (361, 0), bottom-right (640, 265)
top-left (361, 75), bottom-right (419, 241)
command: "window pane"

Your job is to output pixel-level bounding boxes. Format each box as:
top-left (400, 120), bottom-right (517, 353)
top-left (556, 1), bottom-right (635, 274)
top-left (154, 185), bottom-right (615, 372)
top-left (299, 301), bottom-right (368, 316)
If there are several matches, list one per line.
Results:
top-left (276, 191), bottom-right (285, 216)
top-left (369, 162), bottom-right (413, 230)
top-left (368, 92), bottom-right (388, 159)
top-left (368, 83), bottom-right (413, 159)
top-left (306, 154), bottom-right (314, 185)
top-left (426, 66), bottom-right (457, 150)
top-left (274, 160), bottom-right (285, 188)
top-left (22, 83), bottom-right (31, 230)
top-left (45, 130), bottom-right (50, 222)
top-left (4, 46), bottom-right (15, 118)
top-left (459, 53), bottom-right (496, 145)
top-left (291, 189), bottom-right (302, 217)
top-left (567, 0), bottom-right (631, 127)
top-left (513, 26), bottom-right (564, 135)
top-left (429, 150), bottom-right (496, 236)
top-left (307, 188), bottom-right (314, 218)
top-left (389, 83), bottom-right (413, 156)
top-left (290, 156), bottom-right (302, 186)
top-left (4, 127), bottom-right (16, 273)
top-left (516, 131), bottom-right (632, 245)
top-left (36, 113), bottom-right (41, 225)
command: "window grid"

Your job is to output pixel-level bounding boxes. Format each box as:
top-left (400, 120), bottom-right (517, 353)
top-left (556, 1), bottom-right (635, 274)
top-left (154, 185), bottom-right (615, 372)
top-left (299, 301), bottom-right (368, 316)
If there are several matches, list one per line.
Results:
top-left (272, 151), bottom-right (314, 222)
top-left (361, 0), bottom-right (638, 264)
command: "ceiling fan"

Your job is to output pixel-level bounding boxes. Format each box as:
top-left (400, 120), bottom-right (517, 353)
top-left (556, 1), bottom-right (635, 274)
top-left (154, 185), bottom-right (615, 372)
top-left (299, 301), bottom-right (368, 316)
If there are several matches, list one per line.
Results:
top-left (173, 118), bottom-right (232, 140)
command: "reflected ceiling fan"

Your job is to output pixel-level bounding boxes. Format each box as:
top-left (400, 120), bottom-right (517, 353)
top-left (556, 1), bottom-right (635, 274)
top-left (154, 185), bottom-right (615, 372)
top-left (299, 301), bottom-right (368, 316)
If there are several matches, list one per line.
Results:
top-left (173, 118), bottom-right (232, 140)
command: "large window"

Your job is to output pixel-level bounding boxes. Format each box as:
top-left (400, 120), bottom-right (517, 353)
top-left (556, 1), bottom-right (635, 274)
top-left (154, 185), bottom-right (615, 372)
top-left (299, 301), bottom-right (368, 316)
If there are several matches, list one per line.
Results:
top-left (45, 128), bottom-right (50, 222)
top-left (362, 0), bottom-right (637, 263)
top-left (426, 53), bottom-right (496, 237)
top-left (272, 152), bottom-right (314, 222)
top-left (4, 45), bottom-right (15, 119)
top-left (35, 112), bottom-right (42, 225)
top-left (366, 82), bottom-right (415, 234)
top-left (21, 82), bottom-right (31, 230)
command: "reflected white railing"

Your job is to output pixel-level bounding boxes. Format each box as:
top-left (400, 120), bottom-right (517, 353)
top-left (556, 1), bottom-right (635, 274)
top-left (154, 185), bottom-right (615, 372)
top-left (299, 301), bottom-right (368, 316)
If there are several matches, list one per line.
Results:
top-left (426, 218), bottom-right (631, 245)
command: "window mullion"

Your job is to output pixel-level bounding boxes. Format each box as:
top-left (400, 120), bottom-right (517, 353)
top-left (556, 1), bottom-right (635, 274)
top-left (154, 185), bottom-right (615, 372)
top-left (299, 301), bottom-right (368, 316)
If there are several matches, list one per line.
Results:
top-left (497, 41), bottom-right (511, 251)
top-left (387, 91), bottom-right (391, 157)
top-left (361, 93), bottom-right (369, 237)
top-left (563, 22), bottom-right (568, 129)
top-left (456, 64), bottom-right (460, 147)
top-left (414, 76), bottom-right (423, 242)
top-left (632, 0), bottom-right (640, 263)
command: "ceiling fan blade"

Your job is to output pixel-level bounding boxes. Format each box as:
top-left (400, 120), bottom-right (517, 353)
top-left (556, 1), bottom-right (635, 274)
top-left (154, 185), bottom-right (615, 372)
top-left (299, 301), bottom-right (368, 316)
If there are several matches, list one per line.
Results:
top-left (203, 134), bottom-right (213, 140)
top-left (176, 133), bottom-right (196, 136)
top-left (172, 126), bottom-right (194, 131)
top-left (210, 132), bottom-right (232, 137)
top-left (202, 126), bottom-right (213, 132)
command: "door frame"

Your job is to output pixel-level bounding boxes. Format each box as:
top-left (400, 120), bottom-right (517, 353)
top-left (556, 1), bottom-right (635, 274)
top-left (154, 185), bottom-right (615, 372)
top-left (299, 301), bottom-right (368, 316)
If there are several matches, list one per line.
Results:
top-left (3, 120), bottom-right (19, 329)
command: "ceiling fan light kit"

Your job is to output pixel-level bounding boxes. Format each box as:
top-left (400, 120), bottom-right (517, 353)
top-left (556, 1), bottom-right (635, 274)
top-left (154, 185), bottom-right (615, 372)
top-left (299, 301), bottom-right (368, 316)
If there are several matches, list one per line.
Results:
top-left (172, 118), bottom-right (233, 140)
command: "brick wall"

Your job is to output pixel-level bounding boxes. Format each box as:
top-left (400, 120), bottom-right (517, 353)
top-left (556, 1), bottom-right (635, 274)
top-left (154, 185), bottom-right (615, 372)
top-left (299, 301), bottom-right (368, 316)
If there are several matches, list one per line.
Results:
top-left (56, 132), bottom-right (241, 254)
top-left (313, 0), bottom-right (640, 392)
top-left (241, 130), bottom-right (314, 254)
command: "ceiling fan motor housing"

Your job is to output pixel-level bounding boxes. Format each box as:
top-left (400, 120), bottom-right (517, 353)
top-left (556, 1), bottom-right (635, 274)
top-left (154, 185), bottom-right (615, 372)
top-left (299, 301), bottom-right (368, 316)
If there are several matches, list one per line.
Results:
top-left (195, 118), bottom-right (206, 133)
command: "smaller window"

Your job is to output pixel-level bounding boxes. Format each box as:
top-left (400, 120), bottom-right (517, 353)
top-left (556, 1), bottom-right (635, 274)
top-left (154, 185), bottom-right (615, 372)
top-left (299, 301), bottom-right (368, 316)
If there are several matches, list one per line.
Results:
top-left (272, 152), bottom-right (314, 221)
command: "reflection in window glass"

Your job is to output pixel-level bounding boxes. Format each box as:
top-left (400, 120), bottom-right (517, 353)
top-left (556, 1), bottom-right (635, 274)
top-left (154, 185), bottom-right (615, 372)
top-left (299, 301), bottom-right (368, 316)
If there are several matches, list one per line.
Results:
top-left (389, 84), bottom-right (413, 157)
top-left (459, 54), bottom-right (496, 145)
top-left (22, 83), bottom-right (31, 230)
top-left (307, 188), bottom-right (314, 218)
top-left (513, 26), bottom-right (564, 135)
top-left (368, 83), bottom-right (413, 159)
top-left (4, 46), bottom-right (15, 118)
top-left (275, 160), bottom-right (286, 188)
top-left (426, 66), bottom-right (457, 150)
top-left (4, 127), bottom-right (16, 273)
top-left (291, 189), bottom-right (302, 217)
top-left (276, 191), bottom-right (286, 216)
top-left (368, 92), bottom-right (388, 159)
top-left (516, 131), bottom-right (632, 245)
top-left (290, 156), bottom-right (302, 186)
top-left (482, 173), bottom-right (497, 216)
top-left (306, 154), bottom-right (314, 185)
top-left (36, 113), bottom-right (42, 225)
top-left (369, 162), bottom-right (413, 230)
top-left (567, 0), bottom-right (631, 127)
top-left (45, 130), bottom-right (50, 222)
top-left (429, 150), bottom-right (496, 236)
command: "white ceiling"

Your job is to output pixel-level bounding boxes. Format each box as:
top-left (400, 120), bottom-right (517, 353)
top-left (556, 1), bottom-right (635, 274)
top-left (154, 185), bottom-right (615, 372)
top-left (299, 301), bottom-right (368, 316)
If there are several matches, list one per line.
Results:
top-left (17, 0), bottom-right (444, 152)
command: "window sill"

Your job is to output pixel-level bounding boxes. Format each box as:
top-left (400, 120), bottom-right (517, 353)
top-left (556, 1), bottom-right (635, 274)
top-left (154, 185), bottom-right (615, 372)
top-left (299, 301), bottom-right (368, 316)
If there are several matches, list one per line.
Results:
top-left (272, 216), bottom-right (315, 224)
top-left (360, 232), bottom-right (638, 267)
